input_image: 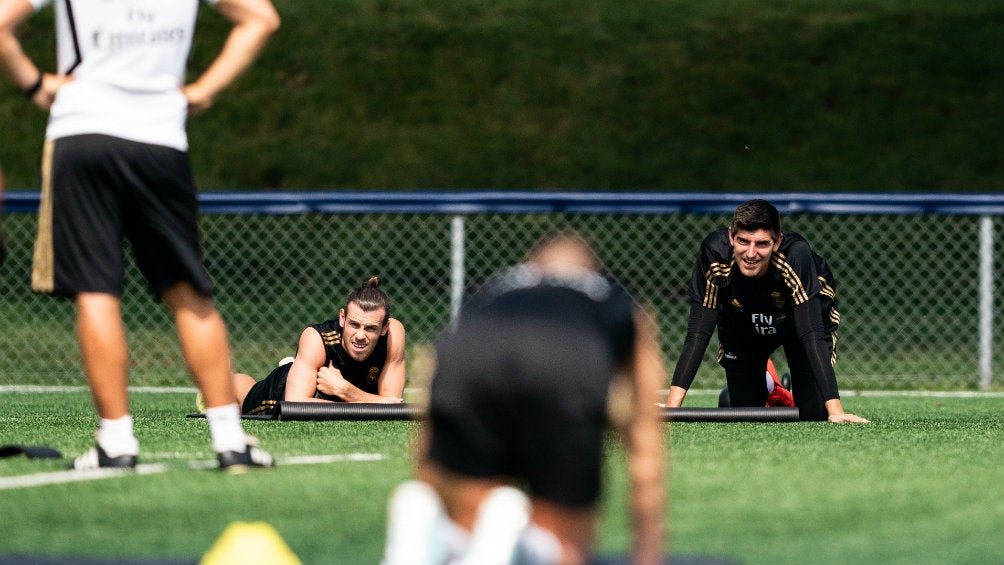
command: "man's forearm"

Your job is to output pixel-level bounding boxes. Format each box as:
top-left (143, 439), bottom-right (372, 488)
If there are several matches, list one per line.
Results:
top-left (331, 382), bottom-right (402, 403)
top-left (665, 385), bottom-right (688, 407)
top-left (670, 302), bottom-right (717, 390)
top-left (0, 34), bottom-right (37, 89)
top-left (185, 0), bottom-right (279, 112)
top-left (628, 418), bottom-right (666, 565)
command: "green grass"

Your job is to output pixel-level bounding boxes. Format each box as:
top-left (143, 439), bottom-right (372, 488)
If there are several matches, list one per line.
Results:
top-left (1, 390), bottom-right (1001, 564)
top-left (670, 393), bottom-right (1004, 564)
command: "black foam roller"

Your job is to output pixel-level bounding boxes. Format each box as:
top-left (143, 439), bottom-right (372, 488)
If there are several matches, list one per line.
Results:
top-left (273, 401), bottom-right (796, 422)
top-left (661, 406), bottom-right (799, 422)
top-left (276, 401), bottom-right (422, 421)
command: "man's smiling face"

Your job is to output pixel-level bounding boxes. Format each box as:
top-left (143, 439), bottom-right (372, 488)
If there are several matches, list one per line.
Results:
top-left (728, 228), bottom-right (782, 279)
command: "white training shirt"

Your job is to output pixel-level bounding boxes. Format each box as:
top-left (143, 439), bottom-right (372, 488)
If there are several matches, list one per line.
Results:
top-left (30, 0), bottom-right (218, 150)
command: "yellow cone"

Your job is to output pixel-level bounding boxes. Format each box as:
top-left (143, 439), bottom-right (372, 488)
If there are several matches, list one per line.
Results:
top-left (200, 521), bottom-right (303, 565)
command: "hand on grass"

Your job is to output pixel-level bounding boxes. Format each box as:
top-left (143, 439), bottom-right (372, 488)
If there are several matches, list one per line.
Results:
top-left (825, 398), bottom-right (869, 423)
top-left (828, 413), bottom-right (870, 423)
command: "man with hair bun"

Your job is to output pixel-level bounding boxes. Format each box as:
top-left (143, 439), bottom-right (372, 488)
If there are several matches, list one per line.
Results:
top-left (231, 276), bottom-right (407, 414)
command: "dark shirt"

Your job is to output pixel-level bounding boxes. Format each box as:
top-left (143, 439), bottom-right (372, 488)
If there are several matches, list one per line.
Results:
top-left (671, 229), bottom-right (840, 400)
top-left (459, 263), bottom-right (637, 368)
top-left (308, 318), bottom-right (389, 398)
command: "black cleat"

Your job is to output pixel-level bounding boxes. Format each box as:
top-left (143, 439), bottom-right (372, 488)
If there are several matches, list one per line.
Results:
top-left (217, 441), bottom-right (274, 473)
top-left (71, 445), bottom-right (137, 470)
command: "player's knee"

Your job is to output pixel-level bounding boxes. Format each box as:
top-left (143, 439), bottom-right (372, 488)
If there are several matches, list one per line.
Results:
top-left (718, 386), bottom-right (730, 407)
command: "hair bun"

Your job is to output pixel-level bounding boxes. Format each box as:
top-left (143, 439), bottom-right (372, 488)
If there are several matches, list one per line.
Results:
top-left (364, 275), bottom-right (382, 288)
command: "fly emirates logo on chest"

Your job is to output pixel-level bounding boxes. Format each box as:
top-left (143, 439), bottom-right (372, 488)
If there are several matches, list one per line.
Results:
top-left (751, 313), bottom-right (779, 336)
top-left (93, 5), bottom-right (187, 52)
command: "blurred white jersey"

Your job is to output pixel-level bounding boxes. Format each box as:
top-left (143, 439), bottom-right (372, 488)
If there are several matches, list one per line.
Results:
top-left (29, 0), bottom-right (218, 150)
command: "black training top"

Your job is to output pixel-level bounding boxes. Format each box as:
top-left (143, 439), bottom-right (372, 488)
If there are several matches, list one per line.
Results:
top-left (459, 263), bottom-right (637, 367)
top-left (309, 318), bottom-right (389, 398)
top-left (671, 228), bottom-right (841, 400)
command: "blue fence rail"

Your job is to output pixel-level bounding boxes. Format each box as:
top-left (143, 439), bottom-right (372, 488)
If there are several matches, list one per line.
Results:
top-left (6, 190), bottom-right (1004, 216)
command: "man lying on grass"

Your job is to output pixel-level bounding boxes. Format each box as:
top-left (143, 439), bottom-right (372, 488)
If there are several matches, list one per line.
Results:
top-left (229, 276), bottom-right (406, 415)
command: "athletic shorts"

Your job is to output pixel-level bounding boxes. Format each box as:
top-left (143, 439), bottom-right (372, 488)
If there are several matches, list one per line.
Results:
top-left (426, 318), bottom-right (616, 508)
top-left (32, 134), bottom-right (213, 298)
top-left (242, 363), bottom-right (293, 415)
top-left (718, 335), bottom-right (833, 421)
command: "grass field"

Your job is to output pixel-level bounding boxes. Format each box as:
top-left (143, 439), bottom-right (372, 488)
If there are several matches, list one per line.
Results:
top-left (0, 389), bottom-right (1001, 565)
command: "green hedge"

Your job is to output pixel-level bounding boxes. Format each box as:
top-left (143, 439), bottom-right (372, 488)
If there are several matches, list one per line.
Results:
top-left (2, 0), bottom-right (1002, 191)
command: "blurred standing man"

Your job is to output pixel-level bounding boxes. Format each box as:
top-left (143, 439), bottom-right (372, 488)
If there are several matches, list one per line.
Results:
top-left (0, 0), bottom-right (281, 470)
top-left (665, 199), bottom-right (868, 423)
top-left (383, 232), bottom-right (667, 565)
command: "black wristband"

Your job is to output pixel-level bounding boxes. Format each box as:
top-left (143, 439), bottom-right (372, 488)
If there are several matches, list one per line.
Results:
top-left (23, 72), bottom-right (43, 99)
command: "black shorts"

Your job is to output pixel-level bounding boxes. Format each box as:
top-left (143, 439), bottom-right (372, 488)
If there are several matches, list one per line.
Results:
top-left (242, 363), bottom-right (292, 415)
top-left (718, 333), bottom-right (834, 421)
top-left (426, 318), bottom-right (616, 508)
top-left (32, 134), bottom-right (213, 298)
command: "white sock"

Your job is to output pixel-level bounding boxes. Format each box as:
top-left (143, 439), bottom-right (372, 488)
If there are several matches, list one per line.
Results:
top-left (515, 523), bottom-right (563, 565)
top-left (457, 486), bottom-right (531, 565)
top-left (383, 480), bottom-right (463, 565)
top-left (765, 371), bottom-right (775, 394)
top-left (205, 403), bottom-right (247, 453)
top-left (96, 415), bottom-right (139, 458)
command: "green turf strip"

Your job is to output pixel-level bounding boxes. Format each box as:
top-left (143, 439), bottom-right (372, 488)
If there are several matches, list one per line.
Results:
top-left (0, 391), bottom-right (1001, 565)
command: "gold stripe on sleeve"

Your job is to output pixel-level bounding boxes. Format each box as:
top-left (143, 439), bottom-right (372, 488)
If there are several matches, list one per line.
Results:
top-left (702, 260), bottom-right (732, 309)
top-left (31, 140), bottom-right (55, 293)
top-left (771, 252), bottom-right (809, 304)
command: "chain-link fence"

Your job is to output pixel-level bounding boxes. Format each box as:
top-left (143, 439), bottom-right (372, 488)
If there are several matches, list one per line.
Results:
top-left (2, 192), bottom-right (1001, 391)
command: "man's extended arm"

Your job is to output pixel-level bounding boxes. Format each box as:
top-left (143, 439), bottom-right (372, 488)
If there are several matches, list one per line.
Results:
top-left (182, 0), bottom-right (279, 114)
top-left (665, 302), bottom-right (717, 407)
top-left (282, 327), bottom-right (331, 403)
top-left (793, 297), bottom-right (868, 423)
top-left (0, 0), bottom-right (65, 109)
top-left (0, 0), bottom-right (35, 85)
top-left (377, 318), bottom-right (407, 399)
top-left (624, 308), bottom-right (667, 565)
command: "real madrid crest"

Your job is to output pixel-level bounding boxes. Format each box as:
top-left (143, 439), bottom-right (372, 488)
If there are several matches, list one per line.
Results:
top-left (771, 291), bottom-right (785, 308)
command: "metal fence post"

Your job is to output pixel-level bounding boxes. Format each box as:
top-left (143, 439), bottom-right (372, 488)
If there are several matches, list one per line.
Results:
top-left (450, 214), bottom-right (466, 325)
top-left (978, 215), bottom-right (994, 390)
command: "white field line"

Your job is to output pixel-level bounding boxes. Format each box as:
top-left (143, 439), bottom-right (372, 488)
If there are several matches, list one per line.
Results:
top-left (0, 385), bottom-right (430, 395)
top-left (846, 390), bottom-right (1004, 398)
top-left (0, 452), bottom-right (384, 491)
top-left (0, 464), bottom-right (170, 490)
top-left (678, 389), bottom-right (1004, 398)
top-left (0, 385), bottom-right (199, 393)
